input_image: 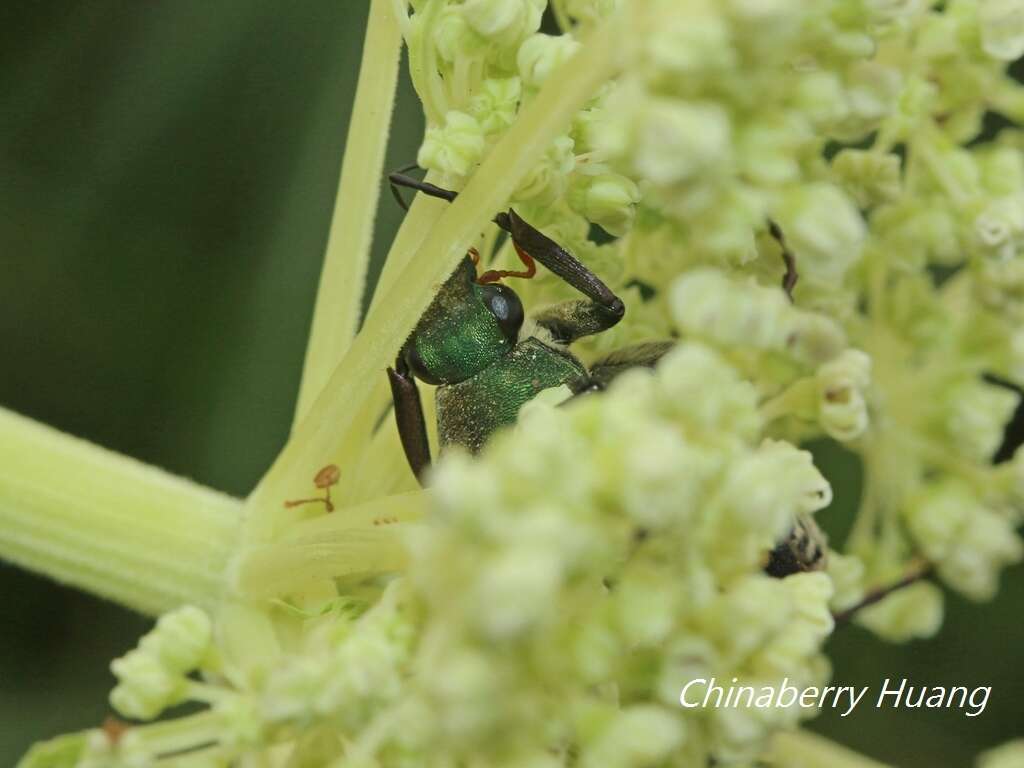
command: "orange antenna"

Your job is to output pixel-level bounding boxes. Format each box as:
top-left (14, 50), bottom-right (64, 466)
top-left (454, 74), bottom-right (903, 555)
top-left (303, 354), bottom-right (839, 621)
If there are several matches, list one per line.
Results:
top-left (477, 242), bottom-right (537, 284)
top-left (284, 464), bottom-right (340, 513)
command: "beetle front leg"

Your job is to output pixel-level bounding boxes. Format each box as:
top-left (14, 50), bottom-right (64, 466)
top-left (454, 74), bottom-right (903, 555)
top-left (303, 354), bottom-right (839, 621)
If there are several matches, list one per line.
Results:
top-left (387, 356), bottom-right (432, 485)
top-left (532, 299), bottom-right (626, 345)
top-left (498, 209), bottom-right (625, 318)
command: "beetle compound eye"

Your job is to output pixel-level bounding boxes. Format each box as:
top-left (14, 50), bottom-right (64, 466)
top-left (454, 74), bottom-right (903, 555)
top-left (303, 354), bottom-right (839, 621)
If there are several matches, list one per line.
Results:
top-left (480, 283), bottom-right (524, 343)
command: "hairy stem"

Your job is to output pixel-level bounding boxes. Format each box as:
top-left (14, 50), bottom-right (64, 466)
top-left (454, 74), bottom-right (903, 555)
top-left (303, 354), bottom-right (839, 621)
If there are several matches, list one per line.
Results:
top-left (293, 0), bottom-right (404, 427)
top-left (0, 407), bottom-right (240, 615)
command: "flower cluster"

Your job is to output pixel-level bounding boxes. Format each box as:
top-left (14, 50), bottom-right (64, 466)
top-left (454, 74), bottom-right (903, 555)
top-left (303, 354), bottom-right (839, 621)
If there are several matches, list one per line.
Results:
top-left (18, 1), bottom-right (1024, 766)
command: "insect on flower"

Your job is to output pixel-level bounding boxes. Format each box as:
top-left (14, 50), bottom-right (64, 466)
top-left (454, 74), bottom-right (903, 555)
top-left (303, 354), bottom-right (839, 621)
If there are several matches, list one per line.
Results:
top-left (386, 170), bottom-right (824, 577)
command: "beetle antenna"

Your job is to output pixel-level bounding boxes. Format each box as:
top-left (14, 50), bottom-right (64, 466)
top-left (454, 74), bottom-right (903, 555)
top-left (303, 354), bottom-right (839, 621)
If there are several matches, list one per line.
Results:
top-left (387, 168), bottom-right (458, 212)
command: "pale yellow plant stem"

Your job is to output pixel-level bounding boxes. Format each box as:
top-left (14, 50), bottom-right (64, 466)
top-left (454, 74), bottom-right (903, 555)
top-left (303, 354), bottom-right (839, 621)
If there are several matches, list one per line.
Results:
top-left (232, 490), bottom-right (427, 598)
top-left (293, 0), bottom-right (404, 427)
top-left (0, 406), bottom-right (240, 616)
top-left (241, 8), bottom-right (627, 549)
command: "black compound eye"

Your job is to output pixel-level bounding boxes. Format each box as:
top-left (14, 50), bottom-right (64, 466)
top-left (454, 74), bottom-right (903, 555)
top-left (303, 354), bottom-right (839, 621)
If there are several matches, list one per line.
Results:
top-left (479, 283), bottom-right (524, 343)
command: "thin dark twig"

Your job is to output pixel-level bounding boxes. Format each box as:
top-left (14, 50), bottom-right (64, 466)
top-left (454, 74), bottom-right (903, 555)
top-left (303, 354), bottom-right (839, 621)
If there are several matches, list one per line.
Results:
top-left (832, 561), bottom-right (934, 626)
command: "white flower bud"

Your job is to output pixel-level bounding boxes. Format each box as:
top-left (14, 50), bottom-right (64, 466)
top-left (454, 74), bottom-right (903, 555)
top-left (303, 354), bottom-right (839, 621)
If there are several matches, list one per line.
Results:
top-left (816, 349), bottom-right (872, 441)
top-left (417, 111), bottom-right (486, 179)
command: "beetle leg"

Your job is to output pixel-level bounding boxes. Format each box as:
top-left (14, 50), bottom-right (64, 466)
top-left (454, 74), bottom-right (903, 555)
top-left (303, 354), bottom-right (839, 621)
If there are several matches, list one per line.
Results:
top-left (386, 170), bottom-right (624, 320)
top-left (767, 219), bottom-right (798, 301)
top-left (498, 209), bottom-right (625, 320)
top-left (387, 356), bottom-right (432, 485)
top-left (477, 241), bottom-right (537, 283)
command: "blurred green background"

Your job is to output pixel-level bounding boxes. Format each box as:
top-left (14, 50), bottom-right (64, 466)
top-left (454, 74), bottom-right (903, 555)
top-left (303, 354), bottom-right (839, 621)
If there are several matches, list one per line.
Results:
top-left (1, 3), bottom-right (1020, 765)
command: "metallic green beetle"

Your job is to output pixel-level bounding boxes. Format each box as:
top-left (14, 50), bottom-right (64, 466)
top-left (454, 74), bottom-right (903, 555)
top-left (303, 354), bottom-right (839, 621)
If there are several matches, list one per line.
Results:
top-left (385, 174), bottom-right (663, 476)
top-left (385, 173), bottom-right (823, 577)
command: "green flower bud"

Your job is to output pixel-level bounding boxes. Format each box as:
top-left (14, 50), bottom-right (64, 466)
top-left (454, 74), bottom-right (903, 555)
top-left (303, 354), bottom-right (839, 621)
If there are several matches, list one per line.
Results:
top-left (460, 0), bottom-right (544, 49)
top-left (566, 170), bottom-right (641, 235)
top-left (671, 269), bottom-right (794, 352)
top-left (598, 96), bottom-right (731, 186)
top-left (417, 110), bottom-right (486, 179)
top-left (773, 183), bottom-right (865, 284)
top-left (517, 33), bottom-right (581, 87)
top-left (642, 10), bottom-right (735, 78)
top-left (979, 0), bottom-right (1024, 61)
top-left (565, 0), bottom-right (623, 25)
top-left (472, 547), bottom-right (561, 638)
top-left (856, 581), bottom-right (944, 642)
top-left (580, 705), bottom-right (685, 768)
top-left (866, 0), bottom-right (927, 26)
top-left (974, 196), bottom-right (1024, 260)
top-left (943, 379), bottom-right (1019, 463)
top-left (434, 6), bottom-right (486, 63)
top-left (905, 481), bottom-right (1023, 600)
top-left (109, 650), bottom-right (186, 720)
top-left (468, 77), bottom-right (522, 135)
top-left (795, 71), bottom-right (850, 129)
top-left (139, 605), bottom-right (212, 674)
top-left (653, 343), bottom-right (763, 444)
top-left (736, 117), bottom-right (803, 186)
top-left (977, 739), bottom-right (1024, 768)
top-left (826, 552), bottom-right (866, 612)
top-left (513, 134), bottom-right (575, 204)
top-left (837, 62), bottom-right (902, 140)
top-left (832, 149), bottom-right (902, 207)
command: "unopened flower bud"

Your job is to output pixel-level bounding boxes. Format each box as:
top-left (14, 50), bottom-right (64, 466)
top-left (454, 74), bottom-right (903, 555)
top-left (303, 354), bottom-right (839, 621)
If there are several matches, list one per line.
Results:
top-left (517, 33), bottom-right (581, 87)
top-left (418, 111), bottom-right (486, 179)
top-left (816, 350), bottom-right (872, 441)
